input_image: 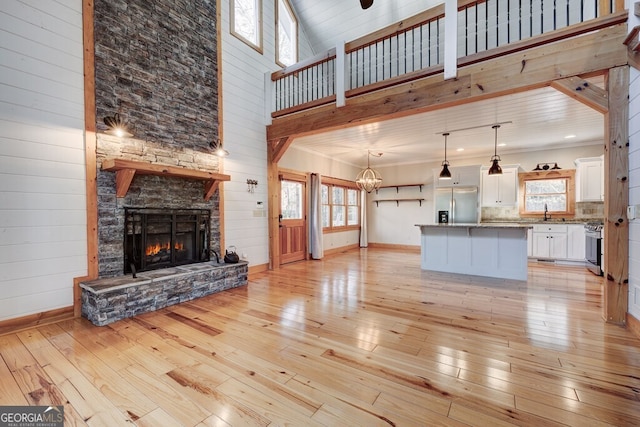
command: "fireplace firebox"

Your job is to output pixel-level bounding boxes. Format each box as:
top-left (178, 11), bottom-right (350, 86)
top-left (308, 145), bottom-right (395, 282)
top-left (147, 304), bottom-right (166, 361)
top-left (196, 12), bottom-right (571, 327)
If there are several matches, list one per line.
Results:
top-left (124, 208), bottom-right (211, 274)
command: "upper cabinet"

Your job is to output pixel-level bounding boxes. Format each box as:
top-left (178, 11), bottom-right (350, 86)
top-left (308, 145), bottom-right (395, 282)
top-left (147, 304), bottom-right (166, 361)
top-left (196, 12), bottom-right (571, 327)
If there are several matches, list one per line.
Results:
top-left (480, 165), bottom-right (519, 207)
top-left (575, 156), bottom-right (604, 202)
top-left (433, 165), bottom-right (481, 188)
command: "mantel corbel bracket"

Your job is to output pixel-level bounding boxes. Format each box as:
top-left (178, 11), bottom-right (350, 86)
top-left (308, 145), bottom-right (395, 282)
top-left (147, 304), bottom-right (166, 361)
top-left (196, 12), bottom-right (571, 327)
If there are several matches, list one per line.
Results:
top-left (102, 158), bottom-right (231, 201)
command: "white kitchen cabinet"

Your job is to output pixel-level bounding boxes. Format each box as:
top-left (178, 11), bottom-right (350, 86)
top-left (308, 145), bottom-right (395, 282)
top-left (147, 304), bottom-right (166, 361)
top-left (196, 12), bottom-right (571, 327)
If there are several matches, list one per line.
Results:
top-left (434, 165), bottom-right (481, 188)
top-left (567, 224), bottom-right (586, 261)
top-left (531, 224), bottom-right (568, 259)
top-left (481, 166), bottom-right (519, 206)
top-left (575, 157), bottom-right (604, 202)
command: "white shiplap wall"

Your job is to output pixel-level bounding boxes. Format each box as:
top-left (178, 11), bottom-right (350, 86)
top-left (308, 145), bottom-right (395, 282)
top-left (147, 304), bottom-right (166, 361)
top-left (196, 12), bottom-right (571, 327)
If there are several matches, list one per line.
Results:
top-left (627, 5), bottom-right (640, 321)
top-left (220, 0), bottom-right (313, 266)
top-left (628, 65), bottom-right (640, 320)
top-left (0, 0), bottom-right (87, 321)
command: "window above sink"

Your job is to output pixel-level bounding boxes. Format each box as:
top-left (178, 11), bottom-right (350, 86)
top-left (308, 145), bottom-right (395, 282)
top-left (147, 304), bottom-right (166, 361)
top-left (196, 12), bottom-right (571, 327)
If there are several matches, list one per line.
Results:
top-left (518, 170), bottom-right (576, 219)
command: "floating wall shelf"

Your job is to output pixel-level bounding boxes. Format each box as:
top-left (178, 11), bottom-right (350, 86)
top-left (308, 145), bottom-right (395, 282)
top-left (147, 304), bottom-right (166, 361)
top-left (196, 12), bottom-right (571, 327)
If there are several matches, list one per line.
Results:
top-left (375, 183), bottom-right (423, 193)
top-left (374, 198), bottom-right (425, 207)
top-left (101, 158), bottom-right (231, 201)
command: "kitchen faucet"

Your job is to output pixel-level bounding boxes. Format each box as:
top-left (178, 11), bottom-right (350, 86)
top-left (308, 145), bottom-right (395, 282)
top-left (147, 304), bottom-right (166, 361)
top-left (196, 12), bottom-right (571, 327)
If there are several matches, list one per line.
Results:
top-left (543, 203), bottom-right (550, 221)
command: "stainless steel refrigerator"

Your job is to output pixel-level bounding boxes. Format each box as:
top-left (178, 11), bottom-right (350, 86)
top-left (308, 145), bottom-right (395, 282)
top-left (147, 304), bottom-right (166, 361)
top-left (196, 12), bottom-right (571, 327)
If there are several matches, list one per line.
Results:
top-left (434, 187), bottom-right (479, 224)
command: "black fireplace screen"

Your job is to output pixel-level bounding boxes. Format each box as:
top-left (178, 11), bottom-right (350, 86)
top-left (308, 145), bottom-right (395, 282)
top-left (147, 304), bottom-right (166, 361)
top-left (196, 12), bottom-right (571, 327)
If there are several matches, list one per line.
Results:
top-left (124, 208), bottom-right (211, 274)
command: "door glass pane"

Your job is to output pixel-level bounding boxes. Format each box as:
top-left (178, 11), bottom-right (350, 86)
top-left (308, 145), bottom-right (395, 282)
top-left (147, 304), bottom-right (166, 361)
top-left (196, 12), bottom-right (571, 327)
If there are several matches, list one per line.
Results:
top-left (281, 180), bottom-right (303, 219)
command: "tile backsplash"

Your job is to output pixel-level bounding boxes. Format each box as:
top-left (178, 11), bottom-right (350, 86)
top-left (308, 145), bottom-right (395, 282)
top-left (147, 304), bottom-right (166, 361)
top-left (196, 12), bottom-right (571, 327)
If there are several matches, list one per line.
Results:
top-left (481, 201), bottom-right (604, 223)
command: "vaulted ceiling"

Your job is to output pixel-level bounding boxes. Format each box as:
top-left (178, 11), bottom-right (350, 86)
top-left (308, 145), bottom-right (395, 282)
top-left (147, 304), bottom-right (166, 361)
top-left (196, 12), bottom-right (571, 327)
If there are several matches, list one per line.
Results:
top-left (287, 0), bottom-right (605, 168)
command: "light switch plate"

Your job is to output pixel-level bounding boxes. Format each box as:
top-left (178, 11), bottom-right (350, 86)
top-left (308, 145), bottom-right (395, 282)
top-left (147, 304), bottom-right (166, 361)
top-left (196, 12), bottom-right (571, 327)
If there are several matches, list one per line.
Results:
top-left (628, 205), bottom-right (636, 220)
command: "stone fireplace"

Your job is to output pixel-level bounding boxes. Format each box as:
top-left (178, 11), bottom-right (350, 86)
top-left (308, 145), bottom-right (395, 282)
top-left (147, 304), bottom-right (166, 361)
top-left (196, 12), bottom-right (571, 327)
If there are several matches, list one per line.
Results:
top-left (93, 0), bottom-right (222, 278)
top-left (79, 0), bottom-right (248, 327)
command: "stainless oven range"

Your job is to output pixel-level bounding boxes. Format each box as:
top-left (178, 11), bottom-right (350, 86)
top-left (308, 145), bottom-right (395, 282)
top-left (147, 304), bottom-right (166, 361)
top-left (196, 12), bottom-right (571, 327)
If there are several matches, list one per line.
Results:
top-left (584, 222), bottom-right (603, 276)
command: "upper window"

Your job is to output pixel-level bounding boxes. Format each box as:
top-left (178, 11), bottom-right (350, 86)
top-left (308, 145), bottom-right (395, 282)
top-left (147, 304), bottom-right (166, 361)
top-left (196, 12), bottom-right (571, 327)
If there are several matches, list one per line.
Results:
top-left (276, 0), bottom-right (298, 67)
top-left (231, 0), bottom-right (263, 53)
top-left (519, 170), bottom-right (575, 218)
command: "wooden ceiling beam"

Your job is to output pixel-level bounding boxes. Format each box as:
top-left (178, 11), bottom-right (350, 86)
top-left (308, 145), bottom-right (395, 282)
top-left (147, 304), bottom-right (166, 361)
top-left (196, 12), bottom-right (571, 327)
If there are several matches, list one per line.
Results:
top-left (267, 23), bottom-right (628, 142)
top-left (271, 136), bottom-right (294, 163)
top-left (550, 76), bottom-right (609, 114)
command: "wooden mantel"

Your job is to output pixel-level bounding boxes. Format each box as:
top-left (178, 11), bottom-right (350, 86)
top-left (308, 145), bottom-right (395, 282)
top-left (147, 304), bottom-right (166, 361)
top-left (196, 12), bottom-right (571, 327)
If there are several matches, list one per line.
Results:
top-left (101, 158), bottom-right (230, 201)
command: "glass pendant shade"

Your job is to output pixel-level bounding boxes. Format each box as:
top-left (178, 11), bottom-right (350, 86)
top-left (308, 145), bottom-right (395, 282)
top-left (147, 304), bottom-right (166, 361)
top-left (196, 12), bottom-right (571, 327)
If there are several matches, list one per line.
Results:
top-left (488, 124), bottom-right (503, 175)
top-left (356, 151), bottom-right (382, 193)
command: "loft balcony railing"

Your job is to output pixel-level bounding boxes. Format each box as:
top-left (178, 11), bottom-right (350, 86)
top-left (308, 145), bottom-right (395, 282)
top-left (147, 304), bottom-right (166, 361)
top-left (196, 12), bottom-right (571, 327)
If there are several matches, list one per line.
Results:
top-left (269, 0), bottom-right (625, 119)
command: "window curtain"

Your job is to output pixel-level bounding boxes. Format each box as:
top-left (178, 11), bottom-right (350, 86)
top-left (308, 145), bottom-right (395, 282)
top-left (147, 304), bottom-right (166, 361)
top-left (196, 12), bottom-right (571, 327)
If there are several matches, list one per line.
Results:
top-left (309, 173), bottom-right (324, 259)
top-left (359, 189), bottom-right (368, 247)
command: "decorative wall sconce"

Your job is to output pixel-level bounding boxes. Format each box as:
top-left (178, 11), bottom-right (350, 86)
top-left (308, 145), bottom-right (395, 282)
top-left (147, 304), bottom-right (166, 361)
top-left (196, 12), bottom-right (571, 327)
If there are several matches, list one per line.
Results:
top-left (533, 163), bottom-right (561, 171)
top-left (210, 138), bottom-right (229, 157)
top-left (247, 179), bottom-right (258, 193)
top-left (103, 113), bottom-right (133, 138)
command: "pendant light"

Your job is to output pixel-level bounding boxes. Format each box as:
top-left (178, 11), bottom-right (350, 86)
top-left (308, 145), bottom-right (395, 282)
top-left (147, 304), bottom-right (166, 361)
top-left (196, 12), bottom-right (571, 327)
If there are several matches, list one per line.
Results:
top-left (488, 124), bottom-right (503, 175)
top-left (439, 132), bottom-right (452, 179)
top-left (356, 151), bottom-right (382, 193)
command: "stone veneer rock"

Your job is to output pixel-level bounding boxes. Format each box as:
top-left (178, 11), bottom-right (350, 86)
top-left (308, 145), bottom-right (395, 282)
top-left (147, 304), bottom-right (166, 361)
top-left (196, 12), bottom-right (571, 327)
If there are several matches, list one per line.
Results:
top-left (93, 0), bottom-right (222, 278)
top-left (81, 261), bottom-right (247, 326)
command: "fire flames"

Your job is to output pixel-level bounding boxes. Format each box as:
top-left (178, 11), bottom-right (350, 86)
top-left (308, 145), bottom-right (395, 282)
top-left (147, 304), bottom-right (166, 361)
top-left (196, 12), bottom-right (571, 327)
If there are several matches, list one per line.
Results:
top-left (146, 241), bottom-right (184, 256)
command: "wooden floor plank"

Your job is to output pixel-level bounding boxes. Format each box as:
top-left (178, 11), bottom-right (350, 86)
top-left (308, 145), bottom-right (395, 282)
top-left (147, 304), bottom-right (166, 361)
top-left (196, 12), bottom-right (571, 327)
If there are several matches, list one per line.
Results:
top-left (0, 248), bottom-right (639, 425)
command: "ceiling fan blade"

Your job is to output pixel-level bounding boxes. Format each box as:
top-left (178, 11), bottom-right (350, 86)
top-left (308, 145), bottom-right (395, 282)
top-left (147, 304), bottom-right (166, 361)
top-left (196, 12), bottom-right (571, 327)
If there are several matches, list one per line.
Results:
top-left (360, 0), bottom-right (374, 9)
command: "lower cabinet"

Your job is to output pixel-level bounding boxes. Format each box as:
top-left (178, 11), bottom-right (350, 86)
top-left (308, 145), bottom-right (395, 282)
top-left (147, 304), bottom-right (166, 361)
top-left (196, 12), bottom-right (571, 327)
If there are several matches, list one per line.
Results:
top-left (530, 224), bottom-right (585, 261)
top-left (532, 229), bottom-right (567, 259)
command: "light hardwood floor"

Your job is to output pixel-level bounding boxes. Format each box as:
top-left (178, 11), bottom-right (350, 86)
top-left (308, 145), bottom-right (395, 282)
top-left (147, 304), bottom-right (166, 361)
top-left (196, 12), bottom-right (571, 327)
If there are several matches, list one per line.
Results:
top-left (1, 248), bottom-right (639, 426)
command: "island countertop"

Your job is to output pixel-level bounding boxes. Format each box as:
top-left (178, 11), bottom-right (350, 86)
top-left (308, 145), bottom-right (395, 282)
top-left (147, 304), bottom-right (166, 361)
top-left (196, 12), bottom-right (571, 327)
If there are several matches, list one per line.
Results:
top-left (415, 223), bottom-right (533, 229)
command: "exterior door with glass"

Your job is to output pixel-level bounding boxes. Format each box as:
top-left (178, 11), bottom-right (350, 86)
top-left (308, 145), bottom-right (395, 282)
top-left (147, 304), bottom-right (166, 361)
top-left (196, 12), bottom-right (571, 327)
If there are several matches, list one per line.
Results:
top-left (280, 176), bottom-right (307, 264)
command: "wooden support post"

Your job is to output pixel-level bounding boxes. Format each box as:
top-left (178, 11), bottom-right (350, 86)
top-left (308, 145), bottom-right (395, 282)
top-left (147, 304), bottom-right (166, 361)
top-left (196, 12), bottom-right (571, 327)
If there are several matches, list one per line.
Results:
top-left (603, 66), bottom-right (629, 324)
top-left (267, 142), bottom-right (281, 269)
top-left (75, 0), bottom-right (99, 317)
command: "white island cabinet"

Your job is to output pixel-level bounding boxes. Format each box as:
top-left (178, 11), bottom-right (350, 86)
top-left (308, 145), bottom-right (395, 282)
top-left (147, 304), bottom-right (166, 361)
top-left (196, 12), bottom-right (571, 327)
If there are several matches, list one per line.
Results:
top-left (416, 223), bottom-right (532, 281)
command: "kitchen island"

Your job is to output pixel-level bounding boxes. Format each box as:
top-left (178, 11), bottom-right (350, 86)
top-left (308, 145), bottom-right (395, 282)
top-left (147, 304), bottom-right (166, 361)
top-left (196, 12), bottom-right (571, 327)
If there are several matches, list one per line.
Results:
top-left (416, 223), bottom-right (532, 281)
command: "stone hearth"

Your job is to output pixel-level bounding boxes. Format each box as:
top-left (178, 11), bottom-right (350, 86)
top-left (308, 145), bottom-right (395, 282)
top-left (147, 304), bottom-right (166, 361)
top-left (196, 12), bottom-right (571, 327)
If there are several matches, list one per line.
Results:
top-left (81, 261), bottom-right (247, 326)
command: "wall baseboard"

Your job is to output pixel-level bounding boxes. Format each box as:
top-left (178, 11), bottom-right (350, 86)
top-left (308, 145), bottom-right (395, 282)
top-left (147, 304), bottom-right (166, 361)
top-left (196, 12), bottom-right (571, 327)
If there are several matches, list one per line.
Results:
top-left (324, 244), bottom-right (360, 257)
top-left (0, 306), bottom-right (75, 336)
top-left (627, 312), bottom-right (640, 340)
top-left (366, 243), bottom-right (420, 253)
top-left (248, 263), bottom-right (269, 279)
